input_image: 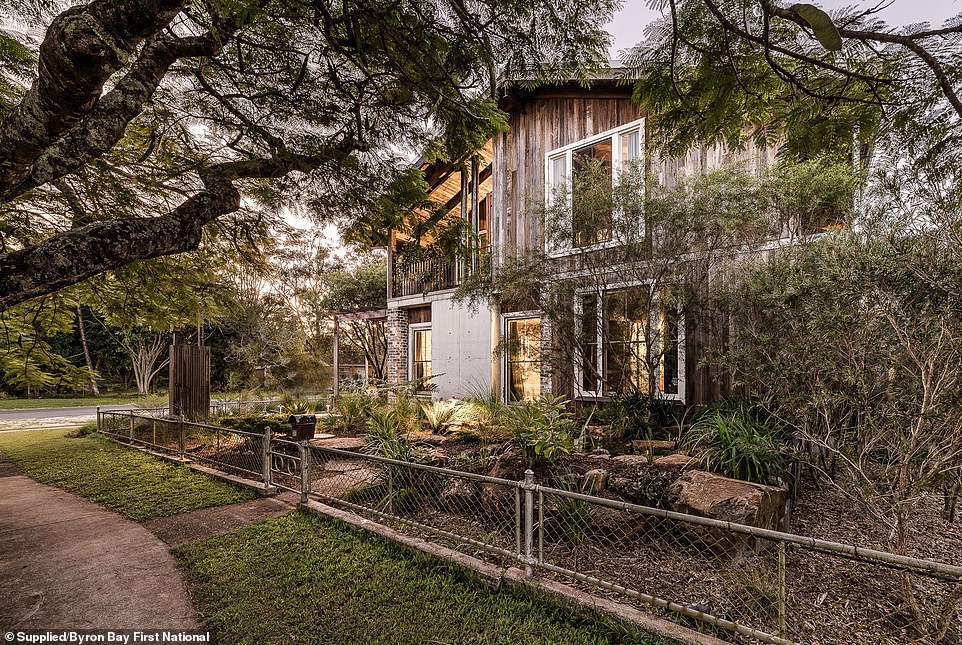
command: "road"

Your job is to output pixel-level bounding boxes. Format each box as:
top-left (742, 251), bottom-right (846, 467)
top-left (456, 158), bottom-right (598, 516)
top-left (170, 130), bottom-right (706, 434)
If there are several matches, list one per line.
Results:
top-left (0, 403), bottom-right (139, 421)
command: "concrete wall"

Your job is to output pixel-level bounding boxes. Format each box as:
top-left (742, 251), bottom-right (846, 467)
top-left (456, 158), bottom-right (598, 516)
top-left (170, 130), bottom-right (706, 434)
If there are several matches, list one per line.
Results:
top-left (430, 295), bottom-right (491, 399)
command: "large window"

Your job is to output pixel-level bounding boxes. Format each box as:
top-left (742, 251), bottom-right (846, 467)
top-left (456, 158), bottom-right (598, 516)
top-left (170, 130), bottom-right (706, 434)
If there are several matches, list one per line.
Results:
top-left (604, 287), bottom-right (650, 396)
top-left (409, 325), bottom-right (432, 390)
top-left (545, 118), bottom-right (645, 255)
top-left (575, 285), bottom-right (684, 400)
top-left (504, 316), bottom-right (541, 401)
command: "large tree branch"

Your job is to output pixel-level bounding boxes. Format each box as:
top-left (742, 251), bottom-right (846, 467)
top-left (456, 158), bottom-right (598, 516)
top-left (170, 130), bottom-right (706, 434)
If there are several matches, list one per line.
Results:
top-left (0, 153), bottom-right (335, 310)
top-left (0, 0), bottom-right (186, 196)
top-left (4, 33), bottom-right (220, 201)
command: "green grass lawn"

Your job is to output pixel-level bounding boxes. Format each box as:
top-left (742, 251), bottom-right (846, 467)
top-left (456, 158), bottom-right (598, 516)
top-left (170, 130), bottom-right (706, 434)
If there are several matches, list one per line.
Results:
top-left (0, 394), bottom-right (167, 410)
top-left (0, 428), bottom-right (254, 520)
top-left (175, 511), bottom-right (669, 645)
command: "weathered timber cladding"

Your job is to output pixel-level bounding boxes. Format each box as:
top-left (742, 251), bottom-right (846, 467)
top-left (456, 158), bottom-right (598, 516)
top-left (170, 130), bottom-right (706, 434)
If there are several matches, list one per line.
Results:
top-left (169, 344), bottom-right (210, 420)
top-left (492, 88), bottom-right (642, 259)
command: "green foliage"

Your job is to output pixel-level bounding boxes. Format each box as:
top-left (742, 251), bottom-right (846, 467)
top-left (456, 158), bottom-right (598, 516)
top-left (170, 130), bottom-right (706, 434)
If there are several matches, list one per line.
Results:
top-left (598, 393), bottom-right (678, 441)
top-left (506, 394), bottom-right (577, 468)
top-left (551, 476), bottom-right (593, 545)
top-left (624, 1), bottom-right (892, 158)
top-left (174, 512), bottom-right (667, 645)
top-left (421, 399), bottom-right (462, 434)
top-left (0, 429), bottom-right (253, 520)
top-left (0, 296), bottom-right (94, 395)
top-left (334, 389), bottom-right (381, 431)
top-left (684, 400), bottom-right (788, 484)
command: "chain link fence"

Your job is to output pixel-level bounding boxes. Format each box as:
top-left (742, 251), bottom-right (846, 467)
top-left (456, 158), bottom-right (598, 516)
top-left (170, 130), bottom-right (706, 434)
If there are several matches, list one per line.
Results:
top-left (96, 410), bottom-right (962, 644)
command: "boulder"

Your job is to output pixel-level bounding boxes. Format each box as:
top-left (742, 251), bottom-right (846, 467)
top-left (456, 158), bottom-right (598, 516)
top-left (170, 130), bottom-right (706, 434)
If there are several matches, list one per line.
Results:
top-left (667, 471), bottom-right (787, 553)
top-left (591, 505), bottom-right (648, 541)
top-left (481, 456), bottom-right (525, 517)
top-left (583, 469), bottom-right (609, 494)
top-left (630, 439), bottom-right (677, 453)
top-left (653, 453), bottom-right (697, 469)
top-left (439, 477), bottom-right (480, 512)
top-left (609, 454), bottom-right (649, 469)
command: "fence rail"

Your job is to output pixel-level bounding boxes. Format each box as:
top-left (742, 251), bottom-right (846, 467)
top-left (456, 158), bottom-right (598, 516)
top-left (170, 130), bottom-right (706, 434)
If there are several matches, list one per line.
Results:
top-left (96, 410), bottom-right (962, 645)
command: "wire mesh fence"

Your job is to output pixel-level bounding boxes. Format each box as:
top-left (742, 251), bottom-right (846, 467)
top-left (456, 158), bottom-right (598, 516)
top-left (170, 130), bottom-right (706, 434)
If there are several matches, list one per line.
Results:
top-left (305, 444), bottom-right (523, 565)
top-left (95, 409), bottom-right (962, 644)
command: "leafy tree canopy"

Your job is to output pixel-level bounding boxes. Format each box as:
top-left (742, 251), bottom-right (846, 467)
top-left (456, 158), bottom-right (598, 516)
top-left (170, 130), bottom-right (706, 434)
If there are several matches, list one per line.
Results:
top-left (0, 0), bottom-right (616, 309)
top-left (626, 0), bottom-right (962, 165)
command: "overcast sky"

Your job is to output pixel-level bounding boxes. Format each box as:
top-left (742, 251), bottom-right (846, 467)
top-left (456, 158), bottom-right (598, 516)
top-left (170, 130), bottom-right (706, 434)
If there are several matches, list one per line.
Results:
top-left (606, 0), bottom-right (962, 55)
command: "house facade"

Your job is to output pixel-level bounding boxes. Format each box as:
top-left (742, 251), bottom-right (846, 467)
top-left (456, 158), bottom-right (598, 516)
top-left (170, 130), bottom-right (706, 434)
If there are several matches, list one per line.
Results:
top-left (384, 71), bottom-right (787, 405)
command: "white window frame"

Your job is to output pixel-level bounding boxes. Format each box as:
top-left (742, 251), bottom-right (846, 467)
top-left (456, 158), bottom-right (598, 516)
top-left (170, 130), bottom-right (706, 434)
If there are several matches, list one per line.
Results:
top-left (408, 323), bottom-right (432, 387)
top-left (544, 117), bottom-right (646, 258)
top-left (573, 282), bottom-right (686, 403)
top-left (500, 311), bottom-right (542, 403)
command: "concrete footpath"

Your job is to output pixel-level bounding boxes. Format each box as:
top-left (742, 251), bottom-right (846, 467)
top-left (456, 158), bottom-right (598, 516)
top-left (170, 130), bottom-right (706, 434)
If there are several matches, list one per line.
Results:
top-left (0, 455), bottom-right (199, 630)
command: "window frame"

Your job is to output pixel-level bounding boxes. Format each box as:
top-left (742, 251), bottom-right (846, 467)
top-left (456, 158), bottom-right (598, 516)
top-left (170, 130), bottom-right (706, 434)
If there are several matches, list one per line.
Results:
top-left (544, 117), bottom-right (646, 257)
top-left (408, 323), bottom-right (433, 391)
top-left (500, 311), bottom-right (542, 403)
top-left (573, 281), bottom-right (686, 402)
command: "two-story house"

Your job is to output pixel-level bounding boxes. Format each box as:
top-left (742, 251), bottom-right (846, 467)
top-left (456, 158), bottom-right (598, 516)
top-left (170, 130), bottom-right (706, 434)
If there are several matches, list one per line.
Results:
top-left (384, 69), bottom-right (787, 406)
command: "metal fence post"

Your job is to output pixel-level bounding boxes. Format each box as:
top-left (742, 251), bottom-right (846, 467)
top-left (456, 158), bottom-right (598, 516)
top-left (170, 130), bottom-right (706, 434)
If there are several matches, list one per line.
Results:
top-left (96, 407), bottom-right (101, 433)
top-left (778, 540), bottom-right (787, 639)
top-left (523, 469), bottom-right (535, 578)
top-left (177, 417), bottom-right (185, 458)
top-left (299, 441), bottom-right (310, 504)
top-left (262, 428), bottom-right (272, 489)
top-left (128, 411), bottom-right (134, 443)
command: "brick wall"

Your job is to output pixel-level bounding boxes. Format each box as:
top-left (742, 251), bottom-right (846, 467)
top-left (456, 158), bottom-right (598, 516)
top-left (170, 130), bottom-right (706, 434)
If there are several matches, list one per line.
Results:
top-left (386, 308), bottom-right (410, 385)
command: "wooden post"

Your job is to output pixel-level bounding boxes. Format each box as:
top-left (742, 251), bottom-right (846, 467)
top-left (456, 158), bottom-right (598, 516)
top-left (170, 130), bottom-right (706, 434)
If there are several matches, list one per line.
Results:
top-left (96, 406), bottom-right (101, 433)
top-left (470, 155), bottom-right (480, 274)
top-left (128, 411), bottom-right (134, 442)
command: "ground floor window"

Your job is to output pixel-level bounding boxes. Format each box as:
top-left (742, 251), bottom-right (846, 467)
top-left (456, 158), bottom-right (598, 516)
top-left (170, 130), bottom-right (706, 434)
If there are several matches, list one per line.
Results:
top-left (504, 316), bottom-right (541, 401)
top-left (576, 285), bottom-right (684, 400)
top-left (409, 325), bottom-right (432, 390)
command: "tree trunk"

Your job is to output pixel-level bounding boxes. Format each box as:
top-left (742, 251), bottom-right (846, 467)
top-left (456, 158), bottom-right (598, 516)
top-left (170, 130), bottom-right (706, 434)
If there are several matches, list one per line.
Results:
top-left (76, 305), bottom-right (99, 395)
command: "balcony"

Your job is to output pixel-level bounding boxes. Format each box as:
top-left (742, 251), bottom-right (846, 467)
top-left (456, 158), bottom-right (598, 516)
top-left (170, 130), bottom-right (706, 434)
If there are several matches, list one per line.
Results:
top-left (390, 250), bottom-right (463, 299)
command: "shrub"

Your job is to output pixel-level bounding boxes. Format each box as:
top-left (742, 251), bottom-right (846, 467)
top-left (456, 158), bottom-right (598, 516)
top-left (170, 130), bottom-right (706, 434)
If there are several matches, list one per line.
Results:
top-left (683, 400), bottom-right (788, 484)
top-left (551, 476), bottom-right (593, 544)
top-left (597, 392), bottom-right (678, 441)
top-left (506, 394), bottom-right (577, 468)
top-left (335, 390), bottom-right (380, 431)
top-left (421, 399), bottom-right (462, 434)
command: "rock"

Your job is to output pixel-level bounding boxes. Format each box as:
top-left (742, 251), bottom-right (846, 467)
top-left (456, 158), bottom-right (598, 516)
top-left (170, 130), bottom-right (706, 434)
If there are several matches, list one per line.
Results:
top-left (610, 454), bottom-right (649, 469)
top-left (591, 505), bottom-right (648, 540)
top-left (439, 477), bottom-right (479, 512)
top-left (589, 448), bottom-right (611, 457)
top-left (583, 469), bottom-right (609, 494)
top-left (481, 456), bottom-right (524, 517)
top-left (667, 471), bottom-right (787, 553)
top-left (653, 453), bottom-right (697, 469)
top-left (607, 470), bottom-right (673, 508)
top-left (630, 439), bottom-right (677, 453)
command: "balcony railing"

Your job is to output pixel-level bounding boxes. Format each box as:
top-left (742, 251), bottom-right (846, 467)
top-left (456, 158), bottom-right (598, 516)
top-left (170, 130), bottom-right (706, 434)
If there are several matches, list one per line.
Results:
top-left (391, 253), bottom-right (462, 298)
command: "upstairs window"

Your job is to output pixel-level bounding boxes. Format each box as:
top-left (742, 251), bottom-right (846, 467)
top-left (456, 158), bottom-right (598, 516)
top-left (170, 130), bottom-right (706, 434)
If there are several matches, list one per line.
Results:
top-left (545, 119), bottom-right (645, 256)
